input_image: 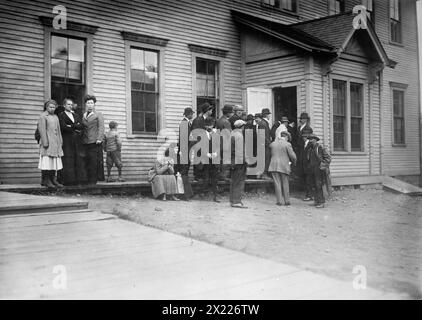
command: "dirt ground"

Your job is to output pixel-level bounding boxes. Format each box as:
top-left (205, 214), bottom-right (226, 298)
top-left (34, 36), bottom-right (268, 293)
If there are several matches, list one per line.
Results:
top-left (69, 186), bottom-right (422, 299)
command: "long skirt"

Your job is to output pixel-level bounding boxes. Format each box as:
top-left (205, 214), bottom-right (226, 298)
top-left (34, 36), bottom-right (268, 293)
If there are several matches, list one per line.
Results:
top-left (151, 174), bottom-right (178, 198)
top-left (38, 155), bottom-right (63, 171)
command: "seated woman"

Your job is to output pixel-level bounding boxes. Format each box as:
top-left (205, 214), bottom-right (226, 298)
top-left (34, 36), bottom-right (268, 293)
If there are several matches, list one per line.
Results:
top-left (149, 148), bottom-right (179, 201)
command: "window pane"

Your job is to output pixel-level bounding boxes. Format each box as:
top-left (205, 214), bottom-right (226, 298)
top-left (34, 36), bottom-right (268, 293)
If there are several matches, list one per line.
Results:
top-left (196, 58), bottom-right (208, 75)
top-left (350, 83), bottom-right (363, 117)
top-left (132, 111), bottom-right (145, 132)
top-left (68, 61), bottom-right (83, 83)
top-left (131, 69), bottom-right (143, 90)
top-left (333, 115), bottom-right (346, 151)
top-left (144, 71), bottom-right (157, 92)
top-left (207, 79), bottom-right (216, 97)
top-left (145, 50), bottom-right (157, 73)
top-left (131, 91), bottom-right (143, 112)
top-left (131, 49), bottom-right (144, 70)
top-left (333, 80), bottom-right (346, 115)
top-left (68, 38), bottom-right (85, 62)
top-left (51, 58), bottom-right (66, 81)
top-left (144, 93), bottom-right (157, 112)
top-left (51, 35), bottom-right (68, 59)
top-left (145, 112), bottom-right (157, 132)
top-left (351, 118), bottom-right (362, 151)
top-left (197, 78), bottom-right (207, 96)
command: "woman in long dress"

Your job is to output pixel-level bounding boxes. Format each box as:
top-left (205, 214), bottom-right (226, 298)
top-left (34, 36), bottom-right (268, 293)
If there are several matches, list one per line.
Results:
top-left (37, 99), bottom-right (64, 189)
top-left (150, 148), bottom-right (179, 201)
top-left (58, 98), bottom-right (87, 185)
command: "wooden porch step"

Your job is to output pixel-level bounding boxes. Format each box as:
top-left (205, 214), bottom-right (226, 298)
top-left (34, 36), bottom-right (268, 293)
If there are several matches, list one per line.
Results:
top-left (382, 176), bottom-right (422, 196)
top-left (0, 191), bottom-right (89, 215)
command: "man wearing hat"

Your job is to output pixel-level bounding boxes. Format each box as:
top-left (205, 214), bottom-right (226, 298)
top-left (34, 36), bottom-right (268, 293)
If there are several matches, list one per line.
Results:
top-left (296, 112), bottom-right (314, 201)
top-left (230, 120), bottom-right (248, 208)
top-left (229, 104), bottom-right (244, 130)
top-left (176, 107), bottom-right (195, 200)
top-left (306, 134), bottom-right (331, 208)
top-left (258, 108), bottom-right (272, 180)
top-left (271, 115), bottom-right (293, 143)
top-left (216, 104), bottom-right (234, 180)
top-left (216, 104), bottom-right (234, 131)
top-left (191, 102), bottom-right (214, 181)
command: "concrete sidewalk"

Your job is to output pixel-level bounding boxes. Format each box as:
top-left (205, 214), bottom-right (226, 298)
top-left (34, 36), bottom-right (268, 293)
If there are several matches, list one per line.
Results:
top-left (0, 203), bottom-right (407, 299)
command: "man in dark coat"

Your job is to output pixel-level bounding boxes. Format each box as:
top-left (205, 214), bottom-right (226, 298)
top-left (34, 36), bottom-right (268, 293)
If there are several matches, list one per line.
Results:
top-left (191, 102), bottom-right (214, 181)
top-left (258, 108), bottom-right (272, 180)
top-left (296, 112), bottom-right (314, 200)
top-left (216, 104), bottom-right (234, 180)
top-left (176, 107), bottom-right (194, 200)
top-left (203, 117), bottom-right (220, 202)
top-left (306, 134), bottom-right (331, 208)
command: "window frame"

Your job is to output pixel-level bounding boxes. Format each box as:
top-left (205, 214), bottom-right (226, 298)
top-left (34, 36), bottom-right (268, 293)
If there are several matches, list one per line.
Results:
top-left (191, 52), bottom-right (225, 118)
top-left (328, 0), bottom-right (346, 15)
top-left (125, 40), bottom-right (165, 138)
top-left (330, 76), bottom-right (367, 155)
top-left (261, 0), bottom-right (300, 16)
top-left (389, 0), bottom-right (402, 44)
top-left (390, 82), bottom-right (408, 147)
top-left (43, 27), bottom-right (93, 109)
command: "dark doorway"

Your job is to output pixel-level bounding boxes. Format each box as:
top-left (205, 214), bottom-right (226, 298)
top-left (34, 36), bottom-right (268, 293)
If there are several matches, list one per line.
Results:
top-left (273, 86), bottom-right (297, 125)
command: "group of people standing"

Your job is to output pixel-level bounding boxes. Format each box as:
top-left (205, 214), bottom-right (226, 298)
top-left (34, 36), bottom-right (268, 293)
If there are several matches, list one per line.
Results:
top-left (36, 95), bottom-right (124, 189)
top-left (149, 102), bottom-right (332, 209)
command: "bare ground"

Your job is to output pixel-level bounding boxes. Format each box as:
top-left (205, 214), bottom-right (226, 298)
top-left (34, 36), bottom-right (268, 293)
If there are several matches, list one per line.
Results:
top-left (68, 187), bottom-right (422, 299)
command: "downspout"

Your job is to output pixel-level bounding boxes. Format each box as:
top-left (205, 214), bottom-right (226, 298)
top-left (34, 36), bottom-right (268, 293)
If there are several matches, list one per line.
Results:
top-left (378, 69), bottom-right (383, 177)
top-left (417, 2), bottom-right (422, 187)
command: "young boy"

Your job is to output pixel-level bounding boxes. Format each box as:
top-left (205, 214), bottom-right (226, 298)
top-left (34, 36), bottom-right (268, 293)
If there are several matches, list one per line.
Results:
top-left (103, 121), bottom-right (124, 182)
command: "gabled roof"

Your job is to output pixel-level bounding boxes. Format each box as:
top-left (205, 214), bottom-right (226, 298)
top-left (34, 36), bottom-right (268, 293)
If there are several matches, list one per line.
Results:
top-left (231, 10), bottom-right (335, 53)
top-left (232, 10), bottom-right (396, 68)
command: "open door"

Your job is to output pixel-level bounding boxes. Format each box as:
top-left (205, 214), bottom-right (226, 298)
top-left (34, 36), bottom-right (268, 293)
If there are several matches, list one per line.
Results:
top-left (273, 86), bottom-right (297, 125)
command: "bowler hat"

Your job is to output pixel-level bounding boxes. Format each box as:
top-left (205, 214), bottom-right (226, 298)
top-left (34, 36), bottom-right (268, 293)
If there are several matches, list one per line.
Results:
top-left (246, 114), bottom-right (254, 121)
top-left (307, 134), bottom-right (320, 141)
top-left (261, 108), bottom-right (271, 115)
top-left (299, 112), bottom-right (310, 120)
top-left (281, 116), bottom-right (289, 123)
top-left (204, 117), bottom-right (215, 127)
top-left (254, 113), bottom-right (262, 118)
top-left (201, 102), bottom-right (213, 114)
top-left (222, 104), bottom-right (234, 114)
top-left (183, 107), bottom-right (194, 116)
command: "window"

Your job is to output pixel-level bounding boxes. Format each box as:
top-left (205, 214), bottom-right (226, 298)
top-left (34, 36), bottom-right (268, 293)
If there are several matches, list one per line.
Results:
top-left (130, 47), bottom-right (159, 133)
top-left (196, 58), bottom-right (220, 115)
top-left (328, 0), bottom-right (345, 15)
top-left (50, 34), bottom-right (86, 115)
top-left (350, 83), bottom-right (363, 151)
top-left (390, 0), bottom-right (402, 43)
top-left (333, 80), bottom-right (347, 151)
top-left (392, 89), bottom-right (405, 144)
top-left (332, 79), bottom-right (365, 152)
top-left (262, 0), bottom-right (298, 12)
top-left (362, 0), bottom-right (374, 21)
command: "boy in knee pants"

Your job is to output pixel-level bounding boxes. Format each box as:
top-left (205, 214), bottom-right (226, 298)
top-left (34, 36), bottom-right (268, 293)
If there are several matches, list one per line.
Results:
top-left (104, 121), bottom-right (124, 182)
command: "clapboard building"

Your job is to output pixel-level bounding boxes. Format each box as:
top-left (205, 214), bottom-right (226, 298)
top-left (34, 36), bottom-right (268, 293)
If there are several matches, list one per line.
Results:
top-left (0, 0), bottom-right (420, 185)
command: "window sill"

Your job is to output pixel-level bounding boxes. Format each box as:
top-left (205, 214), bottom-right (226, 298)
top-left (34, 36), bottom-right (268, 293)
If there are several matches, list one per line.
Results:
top-left (127, 133), bottom-right (159, 140)
top-left (331, 151), bottom-right (368, 156)
top-left (389, 41), bottom-right (404, 48)
top-left (392, 143), bottom-right (407, 148)
top-left (260, 4), bottom-right (300, 18)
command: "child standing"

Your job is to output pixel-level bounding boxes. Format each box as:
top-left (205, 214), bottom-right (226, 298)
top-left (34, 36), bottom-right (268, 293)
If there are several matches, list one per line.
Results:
top-left (37, 99), bottom-right (64, 189)
top-left (103, 121), bottom-right (124, 182)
